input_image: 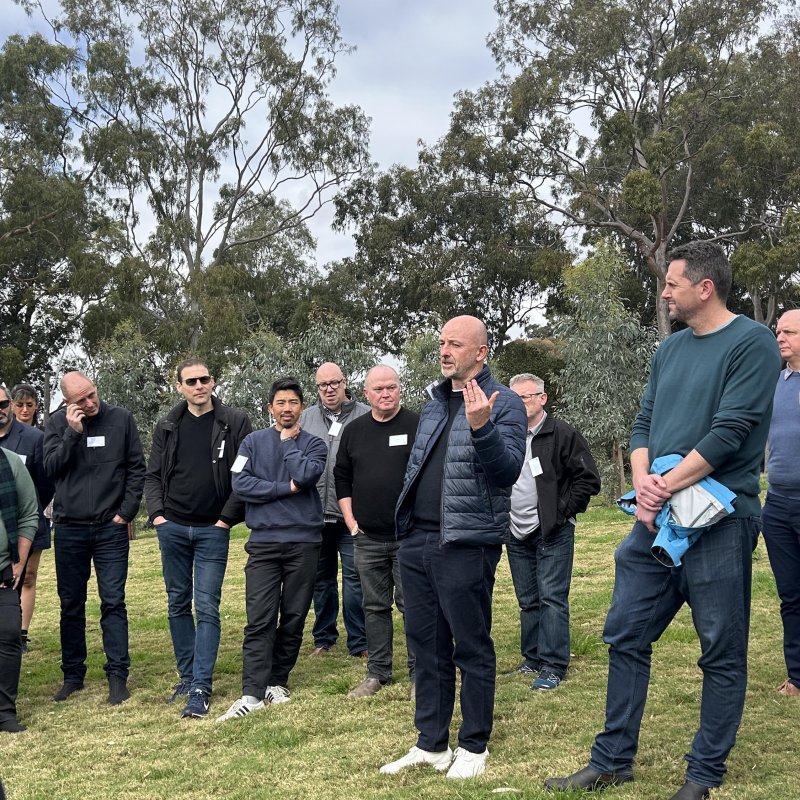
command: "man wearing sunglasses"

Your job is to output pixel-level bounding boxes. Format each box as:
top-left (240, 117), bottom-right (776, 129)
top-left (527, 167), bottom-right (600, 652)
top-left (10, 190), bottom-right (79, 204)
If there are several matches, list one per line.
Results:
top-left (44, 371), bottom-right (145, 706)
top-left (301, 362), bottom-right (369, 658)
top-left (145, 359), bottom-right (252, 719)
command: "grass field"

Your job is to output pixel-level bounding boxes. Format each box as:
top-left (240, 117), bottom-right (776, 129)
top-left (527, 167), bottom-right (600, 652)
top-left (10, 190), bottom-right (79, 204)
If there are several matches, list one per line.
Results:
top-left (3, 504), bottom-right (795, 800)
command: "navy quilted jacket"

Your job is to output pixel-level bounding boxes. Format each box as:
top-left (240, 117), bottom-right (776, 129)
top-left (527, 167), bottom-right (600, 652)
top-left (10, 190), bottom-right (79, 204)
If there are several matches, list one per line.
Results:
top-left (395, 366), bottom-right (527, 545)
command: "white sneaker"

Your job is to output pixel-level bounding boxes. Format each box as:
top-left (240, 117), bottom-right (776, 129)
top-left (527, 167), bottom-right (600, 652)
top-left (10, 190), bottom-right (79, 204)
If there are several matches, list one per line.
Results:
top-left (265, 685), bottom-right (291, 704)
top-left (379, 745), bottom-right (453, 775)
top-left (446, 747), bottom-right (489, 779)
top-left (215, 696), bottom-right (265, 722)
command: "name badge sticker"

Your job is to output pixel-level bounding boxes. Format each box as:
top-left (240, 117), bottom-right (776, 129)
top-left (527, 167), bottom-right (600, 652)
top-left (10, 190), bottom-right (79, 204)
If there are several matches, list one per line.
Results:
top-left (87, 436), bottom-right (106, 448)
top-left (529, 457), bottom-right (543, 477)
top-left (389, 434), bottom-right (408, 447)
top-left (231, 454), bottom-right (248, 473)
top-left (328, 421), bottom-right (343, 437)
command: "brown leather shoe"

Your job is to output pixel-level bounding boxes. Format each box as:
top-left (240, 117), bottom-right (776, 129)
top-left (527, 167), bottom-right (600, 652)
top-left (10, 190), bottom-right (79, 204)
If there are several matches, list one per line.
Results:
top-left (348, 677), bottom-right (384, 698)
top-left (309, 646), bottom-right (330, 656)
top-left (777, 678), bottom-right (800, 696)
top-left (353, 650), bottom-right (368, 658)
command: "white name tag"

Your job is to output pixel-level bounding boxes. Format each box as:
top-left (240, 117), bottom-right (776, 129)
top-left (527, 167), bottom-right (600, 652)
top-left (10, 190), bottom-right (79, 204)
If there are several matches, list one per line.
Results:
top-left (389, 434), bottom-right (408, 447)
top-left (231, 454), bottom-right (248, 473)
top-left (529, 457), bottom-right (543, 477)
top-left (87, 436), bottom-right (106, 448)
top-left (328, 421), bottom-right (343, 437)
top-left (18, 454), bottom-right (27, 465)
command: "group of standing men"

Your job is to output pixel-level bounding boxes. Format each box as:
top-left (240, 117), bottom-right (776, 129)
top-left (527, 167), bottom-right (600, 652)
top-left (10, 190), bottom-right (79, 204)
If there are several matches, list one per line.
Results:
top-left (0, 240), bottom-right (796, 798)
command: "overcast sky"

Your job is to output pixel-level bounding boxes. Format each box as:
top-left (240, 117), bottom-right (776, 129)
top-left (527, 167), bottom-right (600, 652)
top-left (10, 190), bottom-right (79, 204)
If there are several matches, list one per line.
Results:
top-left (5, 1), bottom-right (501, 265)
top-left (311, 1), bottom-right (500, 264)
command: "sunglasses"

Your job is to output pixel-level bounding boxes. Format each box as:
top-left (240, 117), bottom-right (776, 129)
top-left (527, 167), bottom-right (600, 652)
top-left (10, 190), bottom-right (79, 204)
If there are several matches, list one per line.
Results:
top-left (0, 399), bottom-right (10, 410)
top-left (183, 375), bottom-right (212, 386)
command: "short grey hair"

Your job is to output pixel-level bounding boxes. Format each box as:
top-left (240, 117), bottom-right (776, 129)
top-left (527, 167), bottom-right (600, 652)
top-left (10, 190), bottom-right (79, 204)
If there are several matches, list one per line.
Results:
top-left (510, 373), bottom-right (545, 392)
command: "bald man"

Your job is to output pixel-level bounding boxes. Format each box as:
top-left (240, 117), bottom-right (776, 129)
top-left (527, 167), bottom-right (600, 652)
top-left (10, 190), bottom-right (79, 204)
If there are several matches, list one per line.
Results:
top-left (334, 365), bottom-right (420, 698)
top-left (382, 316), bottom-right (527, 779)
top-left (762, 309), bottom-right (800, 697)
top-left (44, 372), bottom-right (145, 706)
top-left (301, 362), bottom-right (369, 657)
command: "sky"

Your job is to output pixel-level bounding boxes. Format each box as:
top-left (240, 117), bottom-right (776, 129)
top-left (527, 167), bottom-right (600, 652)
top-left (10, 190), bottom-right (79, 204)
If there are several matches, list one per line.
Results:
top-left (5, 0), bottom-right (501, 267)
top-left (309, 1), bottom-right (501, 264)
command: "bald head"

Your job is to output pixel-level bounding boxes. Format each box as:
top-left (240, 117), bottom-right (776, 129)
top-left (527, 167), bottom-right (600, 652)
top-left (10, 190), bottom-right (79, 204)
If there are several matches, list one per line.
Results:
top-left (364, 364), bottom-right (401, 421)
top-left (777, 310), bottom-right (800, 370)
top-left (315, 361), bottom-right (347, 413)
top-left (439, 315), bottom-right (489, 388)
top-left (61, 371), bottom-right (101, 417)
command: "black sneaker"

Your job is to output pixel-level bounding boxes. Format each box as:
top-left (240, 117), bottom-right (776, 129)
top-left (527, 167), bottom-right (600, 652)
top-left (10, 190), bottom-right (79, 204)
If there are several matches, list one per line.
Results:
top-left (181, 689), bottom-right (210, 719)
top-left (166, 681), bottom-right (190, 705)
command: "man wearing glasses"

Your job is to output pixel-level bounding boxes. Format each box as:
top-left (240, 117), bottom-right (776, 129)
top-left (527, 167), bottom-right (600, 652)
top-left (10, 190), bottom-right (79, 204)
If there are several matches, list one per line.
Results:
top-left (44, 371), bottom-right (145, 706)
top-left (145, 359), bottom-right (252, 718)
top-left (505, 373), bottom-right (600, 691)
top-left (301, 362), bottom-right (369, 658)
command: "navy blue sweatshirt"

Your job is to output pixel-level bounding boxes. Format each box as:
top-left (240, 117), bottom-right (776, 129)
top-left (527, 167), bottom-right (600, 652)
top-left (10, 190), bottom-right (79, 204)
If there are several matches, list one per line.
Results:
top-left (231, 427), bottom-right (327, 543)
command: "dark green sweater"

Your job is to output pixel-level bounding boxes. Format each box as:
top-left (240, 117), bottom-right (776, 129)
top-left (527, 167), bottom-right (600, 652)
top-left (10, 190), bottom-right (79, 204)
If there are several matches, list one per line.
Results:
top-left (630, 315), bottom-right (780, 517)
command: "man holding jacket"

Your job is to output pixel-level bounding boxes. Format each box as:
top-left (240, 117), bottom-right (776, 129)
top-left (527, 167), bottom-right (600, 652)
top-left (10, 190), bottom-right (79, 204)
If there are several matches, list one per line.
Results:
top-left (505, 373), bottom-right (600, 691)
top-left (145, 358), bottom-right (252, 718)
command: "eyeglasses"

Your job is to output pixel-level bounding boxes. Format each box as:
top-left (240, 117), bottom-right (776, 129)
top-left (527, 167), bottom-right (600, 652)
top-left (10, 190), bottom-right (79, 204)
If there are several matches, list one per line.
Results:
top-left (183, 375), bottom-right (212, 386)
top-left (0, 399), bottom-right (10, 410)
top-left (517, 392), bottom-right (545, 401)
top-left (317, 379), bottom-right (344, 391)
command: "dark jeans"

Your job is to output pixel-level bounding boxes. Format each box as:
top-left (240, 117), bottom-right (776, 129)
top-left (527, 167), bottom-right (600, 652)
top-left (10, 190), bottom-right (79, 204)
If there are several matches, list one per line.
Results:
top-left (241, 540), bottom-right (319, 697)
top-left (312, 520), bottom-right (366, 654)
top-left (590, 517), bottom-right (759, 788)
top-left (762, 492), bottom-right (800, 686)
top-left (506, 521), bottom-right (575, 678)
top-left (156, 521), bottom-right (230, 693)
top-left (398, 530), bottom-right (501, 754)
top-left (54, 522), bottom-right (130, 682)
top-left (353, 535), bottom-right (414, 683)
top-left (0, 568), bottom-right (22, 727)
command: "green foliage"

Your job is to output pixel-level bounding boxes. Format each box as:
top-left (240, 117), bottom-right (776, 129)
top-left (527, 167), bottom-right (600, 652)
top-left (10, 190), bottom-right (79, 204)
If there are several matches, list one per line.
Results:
top-left (334, 138), bottom-right (567, 355)
top-left (398, 331), bottom-right (442, 412)
top-left (553, 244), bottom-right (659, 500)
top-left (493, 337), bottom-right (565, 408)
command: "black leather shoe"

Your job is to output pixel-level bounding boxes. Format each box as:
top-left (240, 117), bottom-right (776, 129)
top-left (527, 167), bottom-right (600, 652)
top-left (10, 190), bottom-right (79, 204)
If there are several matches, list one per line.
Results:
top-left (53, 681), bottom-right (84, 702)
top-left (108, 676), bottom-right (130, 705)
top-left (668, 782), bottom-right (710, 800)
top-left (544, 765), bottom-right (633, 792)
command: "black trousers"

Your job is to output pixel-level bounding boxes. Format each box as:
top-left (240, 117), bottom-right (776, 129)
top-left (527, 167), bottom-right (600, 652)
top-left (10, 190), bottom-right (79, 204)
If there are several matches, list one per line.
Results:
top-left (0, 566), bottom-right (22, 727)
top-left (241, 541), bottom-right (320, 697)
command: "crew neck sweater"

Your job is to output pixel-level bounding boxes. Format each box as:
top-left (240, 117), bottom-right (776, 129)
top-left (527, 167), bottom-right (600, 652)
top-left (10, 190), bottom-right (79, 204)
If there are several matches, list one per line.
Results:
top-left (767, 369), bottom-right (800, 499)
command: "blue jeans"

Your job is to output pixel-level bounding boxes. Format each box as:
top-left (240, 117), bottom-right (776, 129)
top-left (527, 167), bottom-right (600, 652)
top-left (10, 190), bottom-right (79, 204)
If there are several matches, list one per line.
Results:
top-left (590, 517), bottom-right (759, 788)
top-left (399, 531), bottom-right (501, 754)
top-left (506, 522), bottom-right (575, 677)
top-left (54, 522), bottom-right (130, 682)
top-left (312, 520), bottom-right (366, 654)
top-left (156, 521), bottom-right (230, 693)
top-left (762, 492), bottom-right (800, 687)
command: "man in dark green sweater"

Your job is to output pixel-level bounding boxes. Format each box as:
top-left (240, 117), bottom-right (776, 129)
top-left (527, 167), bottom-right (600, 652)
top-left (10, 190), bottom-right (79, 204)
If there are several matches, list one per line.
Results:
top-left (546, 242), bottom-right (781, 800)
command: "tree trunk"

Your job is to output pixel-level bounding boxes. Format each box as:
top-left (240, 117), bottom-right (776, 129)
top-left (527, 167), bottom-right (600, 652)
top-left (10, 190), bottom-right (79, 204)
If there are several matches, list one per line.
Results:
top-left (613, 439), bottom-right (626, 499)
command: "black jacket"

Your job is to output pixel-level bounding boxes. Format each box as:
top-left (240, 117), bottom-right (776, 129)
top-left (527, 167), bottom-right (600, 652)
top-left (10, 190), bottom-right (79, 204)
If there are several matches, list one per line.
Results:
top-left (1, 417), bottom-right (54, 539)
top-left (529, 415), bottom-right (601, 543)
top-left (145, 396), bottom-right (252, 526)
top-left (44, 402), bottom-right (146, 524)
top-left (395, 366), bottom-right (528, 545)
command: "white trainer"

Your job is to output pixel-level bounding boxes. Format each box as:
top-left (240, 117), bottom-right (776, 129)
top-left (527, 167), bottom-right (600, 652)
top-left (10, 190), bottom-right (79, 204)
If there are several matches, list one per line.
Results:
top-left (379, 746), bottom-right (453, 775)
top-left (446, 747), bottom-right (489, 779)
top-left (265, 685), bottom-right (291, 704)
top-left (215, 696), bottom-right (265, 722)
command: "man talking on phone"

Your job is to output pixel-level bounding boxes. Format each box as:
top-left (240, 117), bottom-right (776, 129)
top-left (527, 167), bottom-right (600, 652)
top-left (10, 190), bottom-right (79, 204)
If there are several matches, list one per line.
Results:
top-left (44, 371), bottom-right (145, 706)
